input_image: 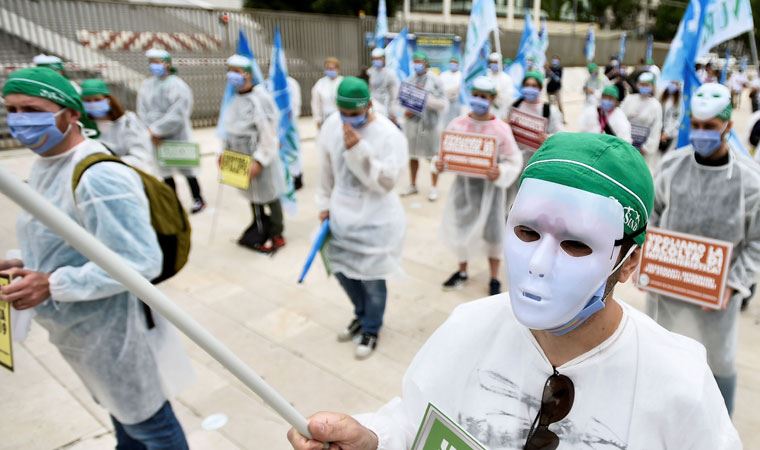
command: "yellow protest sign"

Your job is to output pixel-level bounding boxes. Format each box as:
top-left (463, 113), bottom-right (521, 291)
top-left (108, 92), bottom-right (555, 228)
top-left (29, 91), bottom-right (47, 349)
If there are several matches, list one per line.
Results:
top-left (220, 150), bottom-right (252, 190)
top-left (0, 274), bottom-right (13, 372)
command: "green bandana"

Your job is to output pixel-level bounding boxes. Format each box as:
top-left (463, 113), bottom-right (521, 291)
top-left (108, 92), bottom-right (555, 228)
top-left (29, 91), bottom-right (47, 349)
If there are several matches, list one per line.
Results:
top-left (523, 70), bottom-right (545, 86)
top-left (2, 67), bottom-right (83, 113)
top-left (588, 63), bottom-right (598, 73)
top-left (336, 76), bottom-right (370, 110)
top-left (412, 51), bottom-right (429, 63)
top-left (521, 133), bottom-right (654, 246)
top-left (80, 79), bottom-right (111, 97)
top-left (602, 85), bottom-right (620, 100)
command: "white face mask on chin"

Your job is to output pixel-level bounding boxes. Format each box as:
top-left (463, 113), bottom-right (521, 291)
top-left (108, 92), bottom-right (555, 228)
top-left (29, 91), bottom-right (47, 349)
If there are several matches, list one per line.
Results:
top-left (505, 178), bottom-right (628, 332)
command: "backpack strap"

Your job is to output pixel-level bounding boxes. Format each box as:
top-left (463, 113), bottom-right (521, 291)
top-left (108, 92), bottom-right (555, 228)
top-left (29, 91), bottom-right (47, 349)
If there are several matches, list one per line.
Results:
top-left (71, 153), bottom-right (127, 195)
top-left (543, 103), bottom-right (551, 119)
top-left (512, 98), bottom-right (524, 109)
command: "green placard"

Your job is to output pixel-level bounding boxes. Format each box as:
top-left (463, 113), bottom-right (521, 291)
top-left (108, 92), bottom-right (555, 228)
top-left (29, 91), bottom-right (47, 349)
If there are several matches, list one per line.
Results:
top-left (412, 404), bottom-right (486, 450)
top-left (157, 140), bottom-right (201, 168)
top-left (0, 274), bottom-right (14, 372)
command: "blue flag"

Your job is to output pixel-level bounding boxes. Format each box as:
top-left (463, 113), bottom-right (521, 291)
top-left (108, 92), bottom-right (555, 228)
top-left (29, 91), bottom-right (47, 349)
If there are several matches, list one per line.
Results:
top-left (268, 27), bottom-right (300, 212)
top-left (720, 48), bottom-right (730, 84)
top-left (375, 0), bottom-right (388, 48)
top-left (460, 0), bottom-right (498, 103)
top-left (618, 32), bottom-right (627, 64)
top-left (584, 26), bottom-right (595, 63)
top-left (506, 10), bottom-right (539, 91)
top-left (385, 28), bottom-right (412, 82)
top-left (216, 31), bottom-right (265, 138)
top-left (645, 34), bottom-right (653, 61)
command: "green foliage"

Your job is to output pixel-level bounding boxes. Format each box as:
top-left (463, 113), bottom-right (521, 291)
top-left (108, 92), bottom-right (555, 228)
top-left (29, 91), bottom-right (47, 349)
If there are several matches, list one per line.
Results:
top-left (576, 0), bottom-right (643, 28)
top-left (652, 4), bottom-right (683, 41)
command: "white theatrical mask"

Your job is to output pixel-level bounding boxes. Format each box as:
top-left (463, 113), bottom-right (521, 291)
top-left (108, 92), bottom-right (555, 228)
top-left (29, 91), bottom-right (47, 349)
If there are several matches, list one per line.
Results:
top-left (505, 178), bottom-right (625, 331)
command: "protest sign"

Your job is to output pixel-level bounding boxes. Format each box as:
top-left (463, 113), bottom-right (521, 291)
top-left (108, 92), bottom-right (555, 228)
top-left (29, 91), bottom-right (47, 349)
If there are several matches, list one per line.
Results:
top-left (508, 109), bottom-right (548, 150)
top-left (157, 141), bottom-right (201, 168)
top-left (412, 404), bottom-right (486, 450)
top-left (413, 33), bottom-right (461, 74)
top-left (630, 124), bottom-right (651, 150)
top-left (0, 274), bottom-right (13, 372)
top-left (400, 82), bottom-right (428, 114)
top-left (439, 131), bottom-right (497, 178)
top-left (219, 150), bottom-right (252, 190)
top-left (636, 227), bottom-right (733, 310)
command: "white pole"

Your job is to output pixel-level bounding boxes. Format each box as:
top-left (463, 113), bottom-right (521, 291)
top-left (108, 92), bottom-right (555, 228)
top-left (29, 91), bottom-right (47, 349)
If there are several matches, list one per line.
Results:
top-left (533, 0), bottom-right (541, 29)
top-left (442, 0), bottom-right (452, 23)
top-left (403, 0), bottom-right (411, 21)
top-left (494, 27), bottom-right (502, 56)
top-left (0, 166), bottom-right (312, 440)
top-left (507, 0), bottom-right (515, 29)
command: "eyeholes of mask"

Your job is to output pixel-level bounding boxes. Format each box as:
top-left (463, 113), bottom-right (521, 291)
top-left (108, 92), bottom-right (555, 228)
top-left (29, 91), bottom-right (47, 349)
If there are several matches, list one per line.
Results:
top-left (514, 226), bottom-right (593, 257)
top-left (514, 225), bottom-right (540, 242)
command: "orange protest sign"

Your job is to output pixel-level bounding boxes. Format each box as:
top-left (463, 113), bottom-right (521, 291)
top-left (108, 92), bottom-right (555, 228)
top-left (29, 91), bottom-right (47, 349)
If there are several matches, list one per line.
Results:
top-left (508, 108), bottom-right (548, 150)
top-left (438, 131), bottom-right (497, 178)
top-left (636, 227), bottom-right (733, 310)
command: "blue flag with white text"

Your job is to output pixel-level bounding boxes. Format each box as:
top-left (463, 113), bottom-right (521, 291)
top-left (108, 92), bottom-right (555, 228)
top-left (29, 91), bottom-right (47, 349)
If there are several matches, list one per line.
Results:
top-left (460, 0), bottom-right (498, 103)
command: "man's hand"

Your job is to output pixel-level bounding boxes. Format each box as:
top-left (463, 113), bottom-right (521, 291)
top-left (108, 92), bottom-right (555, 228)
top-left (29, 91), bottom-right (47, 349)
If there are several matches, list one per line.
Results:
top-left (343, 124), bottom-right (360, 150)
top-left (404, 110), bottom-right (415, 119)
top-left (0, 268), bottom-right (50, 310)
top-left (250, 161), bottom-right (263, 179)
top-left (287, 412), bottom-right (378, 450)
top-left (150, 132), bottom-right (162, 148)
top-left (0, 259), bottom-right (23, 271)
top-left (434, 159), bottom-right (445, 173)
top-left (703, 287), bottom-right (735, 312)
top-left (319, 210), bottom-right (330, 222)
top-left (486, 165), bottom-right (500, 181)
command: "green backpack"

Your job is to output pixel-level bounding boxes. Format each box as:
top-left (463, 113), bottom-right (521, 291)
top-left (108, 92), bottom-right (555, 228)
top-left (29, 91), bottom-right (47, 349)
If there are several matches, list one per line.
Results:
top-left (72, 153), bottom-right (192, 284)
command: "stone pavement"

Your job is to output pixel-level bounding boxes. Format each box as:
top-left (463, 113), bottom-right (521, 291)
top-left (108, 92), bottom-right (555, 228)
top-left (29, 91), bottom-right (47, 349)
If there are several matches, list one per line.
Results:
top-left (1, 68), bottom-right (759, 449)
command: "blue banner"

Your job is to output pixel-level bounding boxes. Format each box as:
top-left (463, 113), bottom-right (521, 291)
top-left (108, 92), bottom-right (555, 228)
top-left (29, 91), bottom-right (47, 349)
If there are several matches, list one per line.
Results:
top-left (645, 34), bottom-right (653, 62)
top-left (460, 0), bottom-right (498, 103)
top-left (584, 26), bottom-right (595, 63)
top-left (375, 0), bottom-right (388, 48)
top-left (385, 28), bottom-right (412, 82)
top-left (618, 32), bottom-right (627, 64)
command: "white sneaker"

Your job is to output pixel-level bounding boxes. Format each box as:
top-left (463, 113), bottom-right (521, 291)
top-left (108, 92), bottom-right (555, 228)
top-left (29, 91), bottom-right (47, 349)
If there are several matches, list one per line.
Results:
top-left (400, 185), bottom-right (419, 197)
top-left (428, 188), bottom-right (439, 202)
top-left (337, 318), bottom-right (361, 343)
top-left (355, 333), bottom-right (378, 359)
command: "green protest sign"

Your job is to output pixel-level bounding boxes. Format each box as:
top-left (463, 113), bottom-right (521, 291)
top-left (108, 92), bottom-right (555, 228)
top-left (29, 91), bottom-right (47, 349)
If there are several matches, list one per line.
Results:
top-left (412, 404), bottom-right (486, 450)
top-left (157, 141), bottom-right (201, 168)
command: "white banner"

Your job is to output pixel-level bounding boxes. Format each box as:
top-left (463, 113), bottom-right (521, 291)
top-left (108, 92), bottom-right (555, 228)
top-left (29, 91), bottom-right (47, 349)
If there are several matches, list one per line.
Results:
top-left (698, 0), bottom-right (754, 56)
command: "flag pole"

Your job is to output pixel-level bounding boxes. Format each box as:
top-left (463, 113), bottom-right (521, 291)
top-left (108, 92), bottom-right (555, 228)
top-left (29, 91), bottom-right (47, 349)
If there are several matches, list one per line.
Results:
top-left (493, 27), bottom-right (502, 56)
top-left (749, 28), bottom-right (759, 72)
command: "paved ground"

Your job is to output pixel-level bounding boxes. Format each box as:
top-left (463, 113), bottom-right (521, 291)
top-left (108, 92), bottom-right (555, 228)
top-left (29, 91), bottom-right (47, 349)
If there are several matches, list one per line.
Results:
top-left (1, 68), bottom-right (759, 449)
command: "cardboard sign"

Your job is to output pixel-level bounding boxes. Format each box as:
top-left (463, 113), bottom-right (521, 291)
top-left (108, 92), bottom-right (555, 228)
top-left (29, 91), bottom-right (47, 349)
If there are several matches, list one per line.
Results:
top-left (0, 274), bottom-right (13, 372)
top-left (412, 404), bottom-right (486, 450)
top-left (636, 227), bottom-right (733, 310)
top-left (439, 131), bottom-right (497, 178)
top-left (400, 82), bottom-right (428, 114)
top-left (219, 150), bottom-right (252, 190)
top-left (508, 109), bottom-right (548, 150)
top-left (157, 141), bottom-right (201, 168)
top-left (630, 124), bottom-right (650, 149)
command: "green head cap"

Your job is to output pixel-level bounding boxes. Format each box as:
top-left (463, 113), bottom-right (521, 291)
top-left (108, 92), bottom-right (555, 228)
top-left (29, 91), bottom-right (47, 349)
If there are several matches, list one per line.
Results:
top-left (523, 70), bottom-right (545, 86)
top-left (587, 62), bottom-right (598, 73)
top-left (602, 85), bottom-right (620, 100)
top-left (336, 76), bottom-right (371, 110)
top-left (412, 51), bottom-right (429, 63)
top-left (3, 67), bottom-right (83, 113)
top-left (80, 79), bottom-right (111, 97)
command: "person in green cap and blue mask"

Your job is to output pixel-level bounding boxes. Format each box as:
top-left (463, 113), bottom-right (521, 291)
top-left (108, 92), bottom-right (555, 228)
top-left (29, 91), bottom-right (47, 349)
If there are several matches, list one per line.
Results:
top-left (400, 50), bottom-right (447, 202)
top-left (138, 48), bottom-right (207, 214)
top-left (647, 82), bottom-right (760, 416)
top-left (80, 78), bottom-right (154, 173)
top-left (582, 62), bottom-right (610, 106)
top-left (316, 77), bottom-right (408, 359)
top-left (578, 84), bottom-right (632, 143)
top-left (621, 71), bottom-right (662, 168)
top-left (0, 66), bottom-right (193, 449)
top-left (288, 132), bottom-right (738, 450)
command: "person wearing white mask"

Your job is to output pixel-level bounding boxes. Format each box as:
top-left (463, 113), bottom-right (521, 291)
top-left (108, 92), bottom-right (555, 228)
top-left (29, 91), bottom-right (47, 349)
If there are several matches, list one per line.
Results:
top-left (659, 81), bottom-right (683, 153)
top-left (578, 85), bottom-right (632, 143)
top-left (434, 77), bottom-right (522, 295)
top-left (486, 52), bottom-right (515, 120)
top-left (621, 72), bottom-right (663, 168)
top-left (287, 133), bottom-right (739, 450)
top-left (137, 48), bottom-right (206, 213)
top-left (222, 54), bottom-right (287, 253)
top-left (311, 57), bottom-right (344, 129)
top-left (366, 48), bottom-right (399, 123)
top-left (439, 55), bottom-right (463, 125)
top-left (647, 82), bottom-right (760, 417)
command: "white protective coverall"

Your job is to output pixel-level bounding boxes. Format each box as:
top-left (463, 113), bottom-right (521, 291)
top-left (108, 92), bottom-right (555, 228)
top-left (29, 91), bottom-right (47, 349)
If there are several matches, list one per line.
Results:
top-left (367, 66), bottom-right (400, 120)
top-left (136, 74), bottom-right (196, 178)
top-left (311, 75), bottom-right (344, 126)
top-left (316, 113), bottom-right (408, 280)
top-left (439, 69), bottom-right (462, 125)
top-left (288, 76), bottom-right (302, 119)
top-left (354, 296), bottom-right (740, 449)
top-left (96, 111), bottom-right (155, 174)
top-left (17, 139), bottom-right (194, 424)
top-left (254, 83), bottom-right (279, 129)
top-left (621, 93), bottom-right (663, 167)
top-left (223, 90), bottom-right (286, 204)
top-left (402, 71), bottom-right (447, 160)
top-left (661, 97), bottom-right (683, 152)
top-left (487, 70), bottom-right (515, 120)
top-left (646, 145), bottom-right (760, 380)
top-left (583, 73), bottom-right (610, 106)
top-left (438, 115), bottom-right (523, 261)
top-left (577, 105), bottom-right (633, 143)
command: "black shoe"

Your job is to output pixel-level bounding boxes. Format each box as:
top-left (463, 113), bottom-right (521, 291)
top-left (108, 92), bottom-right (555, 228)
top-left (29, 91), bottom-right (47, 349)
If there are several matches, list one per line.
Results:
top-left (355, 332), bottom-right (378, 359)
top-left (442, 271), bottom-right (468, 291)
top-left (294, 174), bottom-right (304, 191)
top-left (337, 318), bottom-right (361, 342)
top-left (489, 278), bottom-right (501, 296)
top-left (191, 199), bottom-right (207, 214)
top-left (741, 297), bottom-right (750, 312)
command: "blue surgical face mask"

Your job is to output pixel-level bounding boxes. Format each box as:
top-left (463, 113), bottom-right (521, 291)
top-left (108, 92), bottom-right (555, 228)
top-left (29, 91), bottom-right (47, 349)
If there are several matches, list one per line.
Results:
top-left (600, 98), bottom-right (615, 112)
top-left (413, 63), bottom-right (426, 75)
top-left (340, 112), bottom-right (368, 129)
top-left (551, 59), bottom-right (560, 66)
top-left (690, 127), bottom-right (726, 157)
top-left (324, 69), bottom-right (338, 79)
top-left (521, 86), bottom-right (541, 102)
top-left (149, 63), bottom-right (166, 77)
top-left (7, 109), bottom-right (71, 155)
top-left (638, 85), bottom-right (653, 96)
top-left (469, 96), bottom-right (491, 116)
top-left (83, 99), bottom-right (111, 119)
top-left (227, 71), bottom-right (246, 89)
top-left (489, 63), bottom-right (500, 73)
top-left (449, 62), bottom-right (459, 72)
top-left (372, 59), bottom-right (384, 69)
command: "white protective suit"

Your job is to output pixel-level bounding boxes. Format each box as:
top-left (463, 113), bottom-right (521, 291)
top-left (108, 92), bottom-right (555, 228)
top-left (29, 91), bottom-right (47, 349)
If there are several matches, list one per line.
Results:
top-left (288, 76), bottom-right (302, 119)
top-left (355, 296), bottom-right (740, 449)
top-left (487, 71), bottom-right (515, 120)
top-left (96, 111), bottom-right (155, 174)
top-left (577, 105), bottom-right (632, 143)
top-left (439, 69), bottom-right (462, 125)
top-left (583, 73), bottom-right (610, 106)
top-left (17, 139), bottom-right (194, 424)
top-left (254, 83), bottom-right (279, 129)
top-left (402, 71), bottom-right (447, 160)
top-left (646, 144), bottom-right (760, 379)
top-left (621, 94), bottom-right (663, 168)
top-left (311, 75), bottom-right (344, 126)
top-left (223, 90), bottom-right (286, 204)
top-left (439, 115), bottom-right (523, 261)
top-left (661, 97), bottom-right (683, 153)
top-left (367, 66), bottom-right (400, 120)
top-left (136, 74), bottom-right (196, 178)
top-left (316, 113), bottom-right (408, 280)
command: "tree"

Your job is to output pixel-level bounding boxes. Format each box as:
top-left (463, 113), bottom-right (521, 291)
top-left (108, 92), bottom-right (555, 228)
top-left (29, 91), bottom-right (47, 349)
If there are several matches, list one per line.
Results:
top-left (652, 3), bottom-right (683, 41)
top-left (243, 0), bottom-right (402, 16)
top-left (578, 0), bottom-right (642, 29)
